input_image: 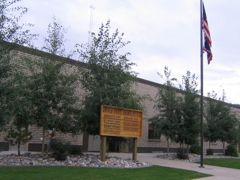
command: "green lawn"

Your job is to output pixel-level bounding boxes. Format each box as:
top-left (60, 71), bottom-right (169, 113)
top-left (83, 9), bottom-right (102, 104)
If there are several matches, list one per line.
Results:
top-left (204, 158), bottom-right (240, 169)
top-left (0, 166), bottom-right (208, 180)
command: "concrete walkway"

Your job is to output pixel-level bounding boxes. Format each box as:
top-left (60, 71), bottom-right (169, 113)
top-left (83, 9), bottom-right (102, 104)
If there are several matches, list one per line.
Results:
top-left (108, 153), bottom-right (240, 180)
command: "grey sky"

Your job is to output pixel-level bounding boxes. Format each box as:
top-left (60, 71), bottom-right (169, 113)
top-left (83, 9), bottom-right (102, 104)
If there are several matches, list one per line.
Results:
top-left (19, 0), bottom-right (240, 104)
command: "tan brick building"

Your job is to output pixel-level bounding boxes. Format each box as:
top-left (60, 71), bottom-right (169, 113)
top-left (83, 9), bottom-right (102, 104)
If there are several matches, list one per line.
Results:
top-left (0, 42), bottom-right (240, 153)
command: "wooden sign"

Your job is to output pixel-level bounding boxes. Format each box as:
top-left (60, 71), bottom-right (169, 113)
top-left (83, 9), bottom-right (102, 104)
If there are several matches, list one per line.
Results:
top-left (100, 105), bottom-right (143, 138)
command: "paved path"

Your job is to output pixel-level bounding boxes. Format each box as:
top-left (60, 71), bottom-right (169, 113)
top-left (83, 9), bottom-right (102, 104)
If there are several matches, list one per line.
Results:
top-left (108, 153), bottom-right (240, 180)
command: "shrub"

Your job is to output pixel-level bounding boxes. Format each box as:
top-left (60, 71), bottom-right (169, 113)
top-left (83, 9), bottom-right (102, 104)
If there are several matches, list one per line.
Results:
top-left (50, 139), bottom-right (70, 161)
top-left (177, 148), bottom-right (189, 159)
top-left (190, 144), bottom-right (201, 155)
top-left (225, 144), bottom-right (238, 157)
top-left (69, 146), bottom-right (82, 155)
top-left (206, 149), bottom-right (214, 155)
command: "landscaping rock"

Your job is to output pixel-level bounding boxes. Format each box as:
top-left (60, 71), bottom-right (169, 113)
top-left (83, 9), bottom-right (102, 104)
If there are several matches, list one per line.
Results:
top-left (0, 153), bottom-right (149, 168)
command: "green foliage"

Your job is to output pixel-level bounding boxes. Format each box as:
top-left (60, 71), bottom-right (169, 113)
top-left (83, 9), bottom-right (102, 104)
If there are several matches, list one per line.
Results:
top-left (177, 148), bottom-right (189, 160)
top-left (204, 91), bottom-right (220, 145)
top-left (5, 127), bottom-right (31, 143)
top-left (77, 21), bottom-right (142, 134)
top-left (205, 91), bottom-right (238, 147)
top-left (0, 0), bottom-right (35, 130)
top-left (151, 69), bottom-right (200, 154)
top-left (5, 127), bottom-right (32, 155)
top-left (0, 46), bottom-right (12, 130)
top-left (237, 122), bottom-right (240, 151)
top-left (176, 71), bottom-right (200, 147)
top-left (69, 146), bottom-right (82, 155)
top-left (0, 0), bottom-right (35, 45)
top-left (42, 17), bottom-right (66, 56)
top-left (190, 143), bottom-right (201, 155)
top-left (4, 69), bottom-right (34, 155)
top-left (50, 139), bottom-right (70, 161)
top-left (150, 66), bottom-right (180, 151)
top-left (28, 58), bottom-right (80, 133)
top-left (225, 144), bottom-right (238, 157)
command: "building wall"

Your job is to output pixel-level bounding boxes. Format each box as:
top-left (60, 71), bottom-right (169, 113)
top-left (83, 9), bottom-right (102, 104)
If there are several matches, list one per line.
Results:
top-left (1, 42), bottom-right (240, 153)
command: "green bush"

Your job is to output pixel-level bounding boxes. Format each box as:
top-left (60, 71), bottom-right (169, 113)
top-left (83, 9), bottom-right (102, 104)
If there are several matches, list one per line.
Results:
top-left (225, 144), bottom-right (238, 157)
top-left (177, 148), bottom-right (189, 160)
top-left (50, 139), bottom-right (70, 161)
top-left (190, 144), bottom-right (201, 155)
top-left (206, 149), bottom-right (214, 155)
top-left (69, 146), bottom-right (82, 155)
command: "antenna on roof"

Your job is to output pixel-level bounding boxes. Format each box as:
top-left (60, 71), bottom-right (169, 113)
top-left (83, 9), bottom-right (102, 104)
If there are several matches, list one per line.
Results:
top-left (88, 5), bottom-right (95, 44)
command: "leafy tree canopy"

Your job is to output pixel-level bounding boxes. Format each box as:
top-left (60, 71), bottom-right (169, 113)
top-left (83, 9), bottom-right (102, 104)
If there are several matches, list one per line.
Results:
top-left (150, 66), bottom-right (181, 151)
top-left (42, 17), bottom-right (66, 56)
top-left (176, 71), bottom-right (200, 147)
top-left (0, 0), bottom-right (35, 45)
top-left (77, 21), bottom-right (142, 135)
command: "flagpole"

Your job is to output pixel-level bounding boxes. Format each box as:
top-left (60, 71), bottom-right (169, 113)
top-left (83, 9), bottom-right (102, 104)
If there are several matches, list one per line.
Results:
top-left (200, 0), bottom-right (204, 168)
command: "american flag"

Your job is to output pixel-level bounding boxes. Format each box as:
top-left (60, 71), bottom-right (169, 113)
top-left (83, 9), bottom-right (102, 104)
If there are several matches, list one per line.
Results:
top-left (202, 3), bottom-right (213, 64)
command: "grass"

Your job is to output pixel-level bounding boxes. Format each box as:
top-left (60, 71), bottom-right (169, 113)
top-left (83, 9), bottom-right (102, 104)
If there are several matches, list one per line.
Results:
top-left (0, 166), bottom-right (208, 180)
top-left (204, 158), bottom-right (240, 169)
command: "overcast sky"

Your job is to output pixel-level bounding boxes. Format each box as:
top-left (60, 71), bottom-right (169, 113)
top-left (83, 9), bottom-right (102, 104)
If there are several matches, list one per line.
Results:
top-left (18, 0), bottom-right (240, 104)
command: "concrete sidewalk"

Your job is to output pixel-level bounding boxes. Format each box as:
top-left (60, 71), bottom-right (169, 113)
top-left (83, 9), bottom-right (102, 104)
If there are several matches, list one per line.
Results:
top-left (108, 153), bottom-right (240, 180)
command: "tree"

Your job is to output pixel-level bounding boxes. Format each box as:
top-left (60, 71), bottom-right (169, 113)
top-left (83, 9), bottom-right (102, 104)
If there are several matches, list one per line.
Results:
top-left (77, 21), bottom-right (142, 135)
top-left (42, 17), bottom-right (66, 56)
top-left (204, 91), bottom-right (220, 149)
top-left (28, 58), bottom-right (81, 154)
top-left (176, 71), bottom-right (200, 154)
top-left (0, 45), bottom-right (12, 130)
top-left (30, 16), bottom-right (80, 154)
top-left (0, 0), bottom-right (35, 45)
top-left (237, 121), bottom-right (240, 153)
top-left (5, 69), bottom-right (33, 156)
top-left (0, 0), bottom-right (34, 130)
top-left (205, 91), bottom-right (238, 153)
top-left (217, 92), bottom-right (238, 152)
top-left (150, 66), bottom-right (181, 153)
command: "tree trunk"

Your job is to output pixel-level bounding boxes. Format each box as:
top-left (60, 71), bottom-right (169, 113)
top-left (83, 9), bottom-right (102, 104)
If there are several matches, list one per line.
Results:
top-left (82, 132), bottom-right (89, 152)
top-left (17, 141), bottom-right (21, 156)
top-left (167, 138), bottom-right (170, 154)
top-left (237, 142), bottom-right (239, 153)
top-left (42, 127), bottom-right (45, 155)
top-left (186, 144), bottom-right (189, 156)
top-left (222, 142), bottom-right (225, 154)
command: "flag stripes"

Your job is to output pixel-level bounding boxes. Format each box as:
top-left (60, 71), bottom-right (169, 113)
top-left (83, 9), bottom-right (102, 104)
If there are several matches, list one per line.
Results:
top-left (202, 3), bottom-right (213, 64)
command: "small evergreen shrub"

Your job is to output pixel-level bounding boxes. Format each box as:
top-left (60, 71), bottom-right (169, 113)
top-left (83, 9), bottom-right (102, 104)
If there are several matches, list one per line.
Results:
top-left (190, 144), bottom-right (201, 155)
top-left (50, 139), bottom-right (70, 161)
top-left (69, 146), bottom-right (82, 155)
top-left (206, 149), bottom-right (214, 155)
top-left (225, 144), bottom-right (238, 157)
top-left (177, 148), bottom-right (189, 159)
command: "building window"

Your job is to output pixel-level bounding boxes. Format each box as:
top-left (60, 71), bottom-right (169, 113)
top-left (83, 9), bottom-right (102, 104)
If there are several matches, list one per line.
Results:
top-left (148, 123), bottom-right (160, 140)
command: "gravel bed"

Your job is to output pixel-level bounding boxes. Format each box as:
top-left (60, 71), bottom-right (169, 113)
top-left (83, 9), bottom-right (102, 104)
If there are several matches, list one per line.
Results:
top-left (0, 153), bottom-right (149, 168)
top-left (156, 153), bottom-right (200, 162)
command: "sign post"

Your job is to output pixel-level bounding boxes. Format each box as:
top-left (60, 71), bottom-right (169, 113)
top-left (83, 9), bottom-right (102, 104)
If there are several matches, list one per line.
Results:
top-left (100, 136), bottom-right (107, 162)
top-left (132, 138), bottom-right (138, 161)
top-left (100, 105), bottom-right (143, 161)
